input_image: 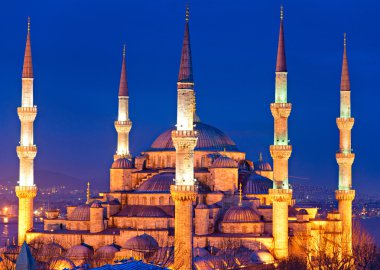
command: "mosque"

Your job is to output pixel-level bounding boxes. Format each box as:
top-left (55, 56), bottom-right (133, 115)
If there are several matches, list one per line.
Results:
top-left (2, 6), bottom-right (355, 270)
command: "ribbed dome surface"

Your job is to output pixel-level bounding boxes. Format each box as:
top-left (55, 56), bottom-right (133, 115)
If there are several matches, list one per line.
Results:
top-left (149, 122), bottom-right (238, 151)
top-left (48, 257), bottom-right (75, 270)
top-left (116, 205), bottom-right (169, 218)
top-left (95, 244), bottom-right (120, 259)
top-left (243, 173), bottom-right (273, 194)
top-left (112, 158), bottom-right (134, 169)
top-left (66, 243), bottom-right (93, 259)
top-left (136, 172), bottom-right (174, 192)
top-left (124, 234), bottom-right (159, 252)
top-left (39, 242), bottom-right (64, 257)
top-left (222, 206), bottom-right (260, 223)
top-left (211, 156), bottom-right (238, 168)
top-left (69, 205), bottom-right (90, 221)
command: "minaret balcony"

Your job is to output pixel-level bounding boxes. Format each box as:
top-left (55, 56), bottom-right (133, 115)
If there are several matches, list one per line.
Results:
top-left (269, 188), bottom-right (292, 202)
top-left (270, 145), bottom-right (292, 159)
top-left (270, 103), bottom-right (292, 118)
top-left (335, 189), bottom-right (355, 201)
top-left (170, 185), bottom-right (198, 202)
top-left (16, 145), bottom-right (37, 159)
top-left (17, 107), bottom-right (37, 122)
top-left (336, 117), bottom-right (354, 130)
top-left (171, 130), bottom-right (198, 150)
top-left (15, 185), bottom-right (37, 198)
top-left (114, 120), bottom-right (132, 133)
top-left (336, 152), bottom-right (355, 165)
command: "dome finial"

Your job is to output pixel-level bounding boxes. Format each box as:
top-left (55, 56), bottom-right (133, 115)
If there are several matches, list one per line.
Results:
top-left (27, 16), bottom-right (31, 33)
top-left (344, 32), bottom-right (347, 47)
top-left (86, 182), bottom-right (90, 204)
top-left (185, 5), bottom-right (190, 22)
top-left (280, 5), bottom-right (284, 20)
top-left (259, 152), bottom-right (263, 162)
top-left (238, 183), bottom-right (243, 206)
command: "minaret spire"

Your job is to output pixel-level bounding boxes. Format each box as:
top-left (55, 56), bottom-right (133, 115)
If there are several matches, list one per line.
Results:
top-left (341, 33), bottom-right (350, 92)
top-left (170, 6), bottom-right (198, 270)
top-left (114, 44), bottom-right (132, 160)
top-left (22, 17), bottom-right (33, 79)
top-left (335, 33), bottom-right (355, 256)
top-left (276, 6), bottom-right (286, 73)
top-left (118, 44), bottom-right (128, 96)
top-left (269, 5), bottom-right (292, 260)
top-left (178, 6), bottom-right (193, 84)
top-left (16, 17), bottom-right (38, 246)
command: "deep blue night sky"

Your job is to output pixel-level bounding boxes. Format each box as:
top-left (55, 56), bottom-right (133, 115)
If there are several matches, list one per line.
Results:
top-left (0, 1), bottom-right (379, 194)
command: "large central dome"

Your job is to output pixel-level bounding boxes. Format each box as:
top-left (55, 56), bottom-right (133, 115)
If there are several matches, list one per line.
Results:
top-left (149, 122), bottom-right (239, 151)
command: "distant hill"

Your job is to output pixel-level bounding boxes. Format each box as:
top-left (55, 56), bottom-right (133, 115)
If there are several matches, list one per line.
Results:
top-left (0, 170), bottom-right (102, 190)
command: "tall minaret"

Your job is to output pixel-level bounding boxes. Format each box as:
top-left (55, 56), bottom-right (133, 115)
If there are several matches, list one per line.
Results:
top-left (170, 7), bottom-right (198, 270)
top-left (16, 17), bottom-right (38, 246)
top-left (335, 33), bottom-right (355, 256)
top-left (269, 7), bottom-right (292, 259)
top-left (114, 44), bottom-right (132, 160)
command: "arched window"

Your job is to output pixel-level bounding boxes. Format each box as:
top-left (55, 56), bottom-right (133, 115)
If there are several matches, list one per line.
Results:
top-left (150, 197), bottom-right (156, 205)
top-left (142, 197), bottom-right (147, 205)
top-left (159, 196), bottom-right (164, 205)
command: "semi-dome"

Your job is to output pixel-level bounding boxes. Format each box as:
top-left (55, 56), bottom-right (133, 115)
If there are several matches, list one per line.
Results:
top-left (69, 205), bottom-right (90, 221)
top-left (222, 205), bottom-right (261, 223)
top-left (149, 122), bottom-right (239, 152)
top-left (95, 244), bottom-right (120, 259)
top-left (136, 172), bottom-right (174, 192)
top-left (243, 173), bottom-right (273, 194)
top-left (211, 156), bottom-right (238, 168)
top-left (124, 234), bottom-right (159, 252)
top-left (112, 158), bottom-right (134, 169)
top-left (48, 257), bottom-right (76, 270)
top-left (116, 205), bottom-right (170, 218)
top-left (65, 243), bottom-right (93, 259)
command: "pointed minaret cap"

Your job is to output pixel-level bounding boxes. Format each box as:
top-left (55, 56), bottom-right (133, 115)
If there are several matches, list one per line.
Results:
top-left (22, 17), bottom-right (33, 78)
top-left (118, 44), bottom-right (128, 96)
top-left (15, 241), bottom-right (36, 270)
top-left (178, 6), bottom-right (194, 83)
top-left (276, 6), bottom-right (287, 72)
top-left (341, 33), bottom-right (350, 91)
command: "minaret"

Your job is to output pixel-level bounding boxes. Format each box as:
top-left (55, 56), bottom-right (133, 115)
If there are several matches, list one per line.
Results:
top-left (16, 17), bottom-right (38, 246)
top-left (170, 7), bottom-right (198, 270)
top-left (114, 44), bottom-right (132, 160)
top-left (335, 33), bottom-right (355, 255)
top-left (269, 7), bottom-right (292, 259)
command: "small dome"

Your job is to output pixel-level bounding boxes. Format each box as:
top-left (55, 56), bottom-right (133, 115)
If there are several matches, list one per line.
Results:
top-left (243, 173), bottom-right (273, 194)
top-left (48, 257), bottom-right (75, 270)
top-left (116, 205), bottom-right (169, 218)
top-left (238, 160), bottom-right (253, 171)
top-left (65, 243), bottom-right (93, 259)
top-left (95, 244), bottom-right (120, 259)
top-left (91, 201), bottom-right (102, 208)
top-left (253, 250), bottom-right (275, 264)
top-left (124, 234), bottom-right (159, 252)
top-left (136, 172), bottom-right (174, 192)
top-left (298, 209), bottom-right (309, 215)
top-left (112, 158), bottom-right (134, 169)
top-left (222, 205), bottom-right (261, 223)
top-left (69, 205), bottom-right (90, 221)
top-left (211, 156), bottom-right (238, 168)
top-left (254, 154), bottom-right (272, 171)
